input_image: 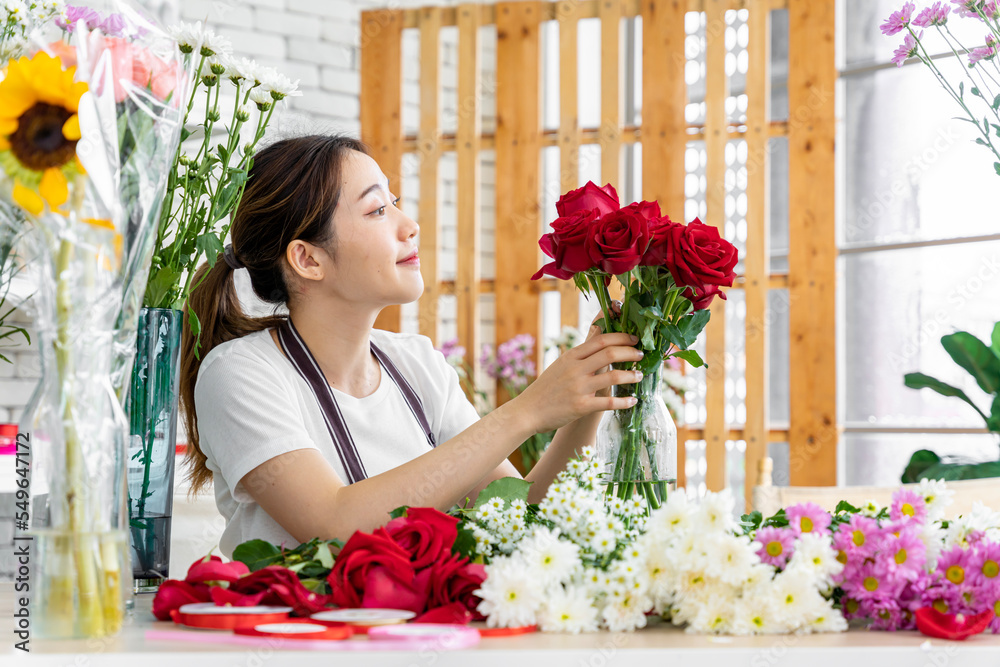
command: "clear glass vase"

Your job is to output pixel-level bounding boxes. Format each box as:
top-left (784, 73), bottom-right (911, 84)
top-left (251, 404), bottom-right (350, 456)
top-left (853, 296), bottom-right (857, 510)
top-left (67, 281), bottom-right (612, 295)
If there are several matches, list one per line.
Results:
top-left (18, 226), bottom-right (132, 639)
top-left (127, 307), bottom-right (182, 593)
top-left (595, 363), bottom-right (677, 510)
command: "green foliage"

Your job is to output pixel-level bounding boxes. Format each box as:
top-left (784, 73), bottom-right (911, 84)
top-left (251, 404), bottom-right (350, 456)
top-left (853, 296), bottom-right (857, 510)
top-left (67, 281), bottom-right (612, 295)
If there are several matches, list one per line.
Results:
top-left (0, 221), bottom-right (30, 364)
top-left (902, 325), bottom-right (1000, 482)
top-left (232, 536), bottom-right (345, 595)
top-left (472, 477), bottom-right (533, 511)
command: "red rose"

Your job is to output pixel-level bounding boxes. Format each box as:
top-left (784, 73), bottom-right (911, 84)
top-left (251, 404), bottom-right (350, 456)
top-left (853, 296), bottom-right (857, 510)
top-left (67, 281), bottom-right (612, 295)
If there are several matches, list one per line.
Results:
top-left (230, 565), bottom-right (331, 616)
top-left (555, 181), bottom-right (619, 217)
top-left (622, 200), bottom-right (661, 221)
top-left (532, 210), bottom-right (599, 280)
top-left (185, 554), bottom-right (249, 585)
top-left (385, 507), bottom-right (460, 569)
top-left (663, 218), bottom-right (738, 291)
top-left (327, 528), bottom-right (415, 608)
top-left (413, 601), bottom-right (474, 624)
top-left (683, 283), bottom-right (725, 310)
top-left (209, 586), bottom-right (266, 608)
top-left (424, 553), bottom-right (487, 614)
top-left (641, 214), bottom-right (681, 266)
top-left (361, 565), bottom-right (430, 613)
top-left (151, 579), bottom-right (211, 621)
top-left (586, 207), bottom-right (650, 275)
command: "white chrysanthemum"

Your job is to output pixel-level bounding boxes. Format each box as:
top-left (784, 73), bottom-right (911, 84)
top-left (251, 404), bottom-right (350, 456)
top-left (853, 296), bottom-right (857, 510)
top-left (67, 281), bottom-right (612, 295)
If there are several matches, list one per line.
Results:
top-left (918, 478), bottom-right (954, 521)
top-left (601, 593), bottom-right (650, 632)
top-left (859, 500), bottom-right (882, 517)
top-left (705, 533), bottom-right (759, 586)
top-left (648, 491), bottom-right (694, 540)
top-left (168, 21), bottom-right (204, 51)
top-left (770, 570), bottom-right (817, 629)
top-left (4, 0), bottom-right (28, 19)
top-left (260, 69), bottom-right (301, 99)
top-left (695, 489), bottom-right (738, 534)
top-left (476, 558), bottom-right (544, 628)
top-left (537, 586), bottom-right (600, 634)
top-left (580, 445), bottom-right (596, 460)
top-left (687, 591), bottom-right (737, 634)
top-left (784, 532), bottom-right (842, 587)
top-left (801, 597), bottom-right (847, 634)
top-left (198, 28), bottom-right (231, 56)
top-left (510, 498), bottom-right (527, 513)
top-left (588, 529), bottom-right (617, 556)
top-left (518, 528), bottom-right (581, 586)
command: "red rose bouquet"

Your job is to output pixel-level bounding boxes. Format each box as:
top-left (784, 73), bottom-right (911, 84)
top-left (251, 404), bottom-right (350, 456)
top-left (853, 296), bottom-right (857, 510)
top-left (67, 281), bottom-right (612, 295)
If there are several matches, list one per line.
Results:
top-left (532, 182), bottom-right (738, 507)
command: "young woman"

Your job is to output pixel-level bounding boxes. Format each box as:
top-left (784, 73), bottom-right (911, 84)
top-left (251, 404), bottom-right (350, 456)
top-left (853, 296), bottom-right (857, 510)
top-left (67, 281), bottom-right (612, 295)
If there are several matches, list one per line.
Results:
top-left (179, 134), bottom-right (644, 558)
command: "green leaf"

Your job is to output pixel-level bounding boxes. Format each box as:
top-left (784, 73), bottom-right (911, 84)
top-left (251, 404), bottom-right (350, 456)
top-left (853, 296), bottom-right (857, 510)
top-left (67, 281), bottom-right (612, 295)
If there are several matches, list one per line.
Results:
top-left (904, 372), bottom-right (990, 423)
top-left (762, 508), bottom-right (788, 529)
top-left (987, 394), bottom-right (1000, 433)
top-left (991, 322), bottom-right (1000, 359)
top-left (972, 86), bottom-right (982, 97)
top-left (640, 319), bottom-right (656, 349)
top-left (993, 93), bottom-right (1000, 110)
top-left (995, 161), bottom-right (1000, 176)
top-left (941, 331), bottom-right (1000, 394)
top-left (960, 81), bottom-right (965, 98)
top-left (901, 449), bottom-right (942, 483)
top-left (389, 506), bottom-right (409, 519)
top-left (977, 137), bottom-right (989, 146)
top-left (834, 500), bottom-right (861, 514)
top-left (217, 143), bottom-right (230, 162)
top-left (915, 459), bottom-right (1000, 481)
top-left (195, 232), bottom-right (225, 265)
top-left (232, 539), bottom-right (282, 571)
top-left (189, 308), bottom-right (203, 360)
top-left (144, 265), bottom-right (182, 309)
top-left (739, 510), bottom-right (763, 534)
top-left (472, 477), bottom-right (533, 510)
top-left (673, 349), bottom-right (705, 368)
top-left (314, 542), bottom-right (335, 569)
top-left (451, 522), bottom-right (477, 560)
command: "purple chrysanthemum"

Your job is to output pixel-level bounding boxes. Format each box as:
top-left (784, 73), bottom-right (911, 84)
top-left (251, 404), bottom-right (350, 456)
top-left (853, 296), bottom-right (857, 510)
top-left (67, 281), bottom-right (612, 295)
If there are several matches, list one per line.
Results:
top-left (913, 1), bottom-right (952, 26)
top-left (892, 31), bottom-right (923, 67)
top-left (881, 1), bottom-right (916, 34)
top-left (881, 522), bottom-right (927, 579)
top-left (754, 526), bottom-right (796, 568)
top-left (969, 541), bottom-right (1000, 589)
top-left (890, 488), bottom-right (928, 524)
top-left (969, 35), bottom-right (998, 65)
top-left (786, 502), bottom-right (832, 536)
top-left (834, 514), bottom-right (881, 562)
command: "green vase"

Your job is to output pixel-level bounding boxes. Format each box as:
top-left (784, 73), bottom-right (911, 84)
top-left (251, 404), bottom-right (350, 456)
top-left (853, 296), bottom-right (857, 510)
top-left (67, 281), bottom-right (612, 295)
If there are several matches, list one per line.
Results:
top-left (126, 307), bottom-right (182, 593)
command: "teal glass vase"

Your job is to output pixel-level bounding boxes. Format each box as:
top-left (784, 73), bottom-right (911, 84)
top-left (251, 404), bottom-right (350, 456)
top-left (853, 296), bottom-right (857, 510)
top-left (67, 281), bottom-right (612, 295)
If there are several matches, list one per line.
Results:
top-left (126, 307), bottom-right (182, 593)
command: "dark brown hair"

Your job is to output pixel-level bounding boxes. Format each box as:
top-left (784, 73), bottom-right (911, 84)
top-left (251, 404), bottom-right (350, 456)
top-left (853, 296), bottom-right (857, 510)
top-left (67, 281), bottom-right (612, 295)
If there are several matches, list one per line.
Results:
top-left (179, 134), bottom-right (368, 494)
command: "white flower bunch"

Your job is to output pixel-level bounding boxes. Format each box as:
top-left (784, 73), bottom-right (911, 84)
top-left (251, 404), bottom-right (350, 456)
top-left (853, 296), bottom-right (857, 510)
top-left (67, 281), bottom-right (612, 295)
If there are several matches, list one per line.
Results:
top-left (2, 0), bottom-right (63, 59)
top-left (475, 447), bottom-right (653, 633)
top-left (943, 500), bottom-right (1000, 548)
top-left (638, 491), bottom-right (846, 635)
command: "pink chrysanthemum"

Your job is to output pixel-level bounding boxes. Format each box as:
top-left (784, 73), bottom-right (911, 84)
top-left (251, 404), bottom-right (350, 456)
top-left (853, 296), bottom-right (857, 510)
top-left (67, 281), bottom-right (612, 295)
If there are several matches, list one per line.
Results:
top-left (754, 526), bottom-right (796, 568)
top-left (969, 35), bottom-right (998, 65)
top-left (970, 541), bottom-right (1000, 589)
top-left (951, 0), bottom-right (982, 18)
top-left (834, 514), bottom-right (881, 563)
top-left (890, 488), bottom-right (928, 524)
top-left (869, 597), bottom-right (908, 631)
top-left (881, 1), bottom-right (916, 34)
top-left (892, 31), bottom-right (923, 67)
top-left (880, 522), bottom-right (927, 579)
top-left (785, 502), bottom-right (832, 536)
top-left (847, 558), bottom-right (902, 602)
top-left (913, 1), bottom-right (951, 26)
top-left (934, 545), bottom-right (981, 613)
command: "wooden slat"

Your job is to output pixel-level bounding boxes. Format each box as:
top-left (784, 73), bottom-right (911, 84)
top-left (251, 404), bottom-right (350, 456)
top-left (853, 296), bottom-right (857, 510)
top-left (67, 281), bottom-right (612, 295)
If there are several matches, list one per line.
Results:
top-left (743, 0), bottom-right (770, 509)
top-left (703, 0), bottom-right (728, 493)
top-left (496, 1), bottom-right (543, 399)
top-left (456, 4), bottom-right (482, 387)
top-left (418, 7), bottom-right (443, 343)
top-left (361, 9), bottom-right (404, 332)
top-left (787, 0), bottom-right (837, 485)
top-left (399, 0), bottom-right (776, 28)
top-left (558, 0), bottom-right (583, 329)
top-left (599, 0), bottom-right (623, 189)
top-left (400, 120), bottom-right (789, 152)
top-left (641, 0), bottom-right (686, 487)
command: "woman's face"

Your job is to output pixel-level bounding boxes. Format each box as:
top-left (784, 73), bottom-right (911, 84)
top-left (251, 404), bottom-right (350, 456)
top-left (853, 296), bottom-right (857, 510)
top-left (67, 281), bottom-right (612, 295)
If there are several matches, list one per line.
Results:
top-left (291, 150), bottom-right (424, 309)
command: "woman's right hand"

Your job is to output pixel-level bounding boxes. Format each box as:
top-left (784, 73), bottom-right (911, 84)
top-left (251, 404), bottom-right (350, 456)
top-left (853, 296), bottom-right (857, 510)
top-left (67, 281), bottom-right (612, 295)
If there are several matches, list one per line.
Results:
top-left (514, 332), bottom-right (646, 434)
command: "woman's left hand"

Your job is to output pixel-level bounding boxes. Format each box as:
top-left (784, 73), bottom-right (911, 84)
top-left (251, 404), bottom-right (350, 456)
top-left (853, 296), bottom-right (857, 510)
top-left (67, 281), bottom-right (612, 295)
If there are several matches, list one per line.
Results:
top-left (587, 300), bottom-right (623, 398)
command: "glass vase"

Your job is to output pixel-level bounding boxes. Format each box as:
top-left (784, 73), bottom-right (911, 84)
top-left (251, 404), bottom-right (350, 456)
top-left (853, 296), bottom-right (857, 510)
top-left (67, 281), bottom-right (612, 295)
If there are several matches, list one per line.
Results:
top-left (595, 363), bottom-right (677, 510)
top-left (127, 307), bottom-right (182, 593)
top-left (18, 225), bottom-right (132, 639)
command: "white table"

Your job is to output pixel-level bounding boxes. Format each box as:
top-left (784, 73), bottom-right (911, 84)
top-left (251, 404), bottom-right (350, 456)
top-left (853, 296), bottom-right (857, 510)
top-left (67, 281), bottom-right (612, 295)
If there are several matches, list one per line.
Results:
top-left (3, 583), bottom-right (1000, 666)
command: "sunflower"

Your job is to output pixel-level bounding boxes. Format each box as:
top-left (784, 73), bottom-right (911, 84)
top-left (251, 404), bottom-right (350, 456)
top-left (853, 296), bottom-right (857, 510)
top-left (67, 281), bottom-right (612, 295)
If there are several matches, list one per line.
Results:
top-left (0, 51), bottom-right (89, 216)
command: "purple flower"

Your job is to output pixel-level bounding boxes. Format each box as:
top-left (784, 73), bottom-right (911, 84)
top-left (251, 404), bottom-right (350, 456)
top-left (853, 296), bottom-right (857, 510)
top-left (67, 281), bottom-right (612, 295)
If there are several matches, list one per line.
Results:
top-left (881, 1), bottom-right (916, 35)
top-left (969, 35), bottom-right (998, 65)
top-left (100, 13), bottom-right (126, 36)
top-left (848, 559), bottom-right (899, 601)
top-left (935, 545), bottom-right (978, 609)
top-left (913, 1), bottom-right (951, 26)
top-left (754, 526), bottom-right (795, 568)
top-left (436, 337), bottom-right (466, 363)
top-left (785, 502), bottom-right (831, 536)
top-left (891, 31), bottom-right (922, 67)
top-left (890, 488), bottom-right (928, 524)
top-left (880, 522), bottom-right (927, 579)
top-left (952, 0), bottom-right (999, 18)
top-left (834, 514), bottom-right (881, 562)
top-left (56, 5), bottom-right (103, 31)
top-left (969, 541), bottom-right (1000, 589)
top-left (868, 597), bottom-right (907, 631)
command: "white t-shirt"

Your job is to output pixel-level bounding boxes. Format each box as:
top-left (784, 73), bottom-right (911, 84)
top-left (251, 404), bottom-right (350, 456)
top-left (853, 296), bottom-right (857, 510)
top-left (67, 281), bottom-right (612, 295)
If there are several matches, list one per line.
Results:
top-left (193, 327), bottom-right (482, 557)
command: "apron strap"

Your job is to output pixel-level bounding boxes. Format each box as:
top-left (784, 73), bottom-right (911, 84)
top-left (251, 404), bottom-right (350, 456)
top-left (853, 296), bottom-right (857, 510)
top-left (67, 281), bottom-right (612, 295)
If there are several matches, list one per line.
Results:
top-left (276, 319), bottom-right (367, 484)
top-left (275, 319), bottom-right (437, 484)
top-left (370, 341), bottom-right (436, 447)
